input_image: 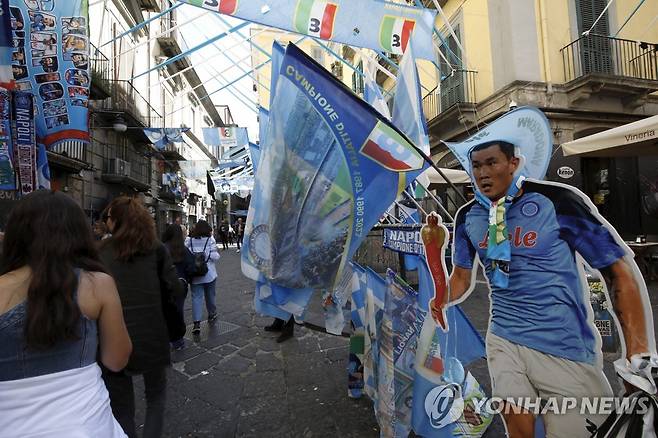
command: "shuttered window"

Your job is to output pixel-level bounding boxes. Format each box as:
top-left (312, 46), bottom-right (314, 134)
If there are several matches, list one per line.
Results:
top-left (575, 0), bottom-right (613, 74)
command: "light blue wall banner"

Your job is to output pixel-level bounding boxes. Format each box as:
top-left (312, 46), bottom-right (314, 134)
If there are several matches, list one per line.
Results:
top-left (10, 0), bottom-right (91, 149)
top-left (179, 0), bottom-right (437, 61)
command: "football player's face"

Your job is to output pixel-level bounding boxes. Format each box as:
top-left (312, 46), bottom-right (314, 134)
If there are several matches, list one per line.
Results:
top-left (471, 144), bottom-right (519, 201)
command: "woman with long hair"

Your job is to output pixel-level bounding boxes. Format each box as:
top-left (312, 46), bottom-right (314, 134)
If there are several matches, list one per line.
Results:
top-left (99, 196), bottom-right (182, 438)
top-left (185, 220), bottom-right (220, 335)
top-left (0, 190), bottom-right (132, 437)
top-left (161, 224), bottom-right (195, 350)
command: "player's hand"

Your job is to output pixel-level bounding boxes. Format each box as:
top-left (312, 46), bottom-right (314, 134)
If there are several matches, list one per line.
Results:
top-left (429, 298), bottom-right (446, 329)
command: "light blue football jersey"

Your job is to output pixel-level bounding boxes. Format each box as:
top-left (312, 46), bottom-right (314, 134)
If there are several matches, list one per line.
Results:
top-left (453, 180), bottom-right (626, 364)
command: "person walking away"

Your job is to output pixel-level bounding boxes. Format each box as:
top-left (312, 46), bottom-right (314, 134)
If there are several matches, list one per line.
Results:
top-left (162, 224), bottom-right (196, 350)
top-left (218, 220), bottom-right (229, 250)
top-left (235, 217), bottom-right (245, 253)
top-left (100, 197), bottom-right (183, 438)
top-left (185, 220), bottom-right (220, 334)
top-left (0, 190), bottom-right (132, 437)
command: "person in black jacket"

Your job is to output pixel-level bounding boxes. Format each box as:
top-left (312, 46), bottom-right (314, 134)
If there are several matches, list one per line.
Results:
top-left (162, 224), bottom-right (195, 350)
top-left (100, 197), bottom-right (183, 438)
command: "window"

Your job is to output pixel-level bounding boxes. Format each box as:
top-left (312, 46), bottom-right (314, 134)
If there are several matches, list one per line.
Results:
top-left (351, 61), bottom-right (364, 95)
top-left (575, 0), bottom-right (612, 74)
top-left (311, 47), bottom-right (324, 65)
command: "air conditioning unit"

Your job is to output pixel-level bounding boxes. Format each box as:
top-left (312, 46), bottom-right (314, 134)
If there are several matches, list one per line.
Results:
top-left (108, 158), bottom-right (131, 177)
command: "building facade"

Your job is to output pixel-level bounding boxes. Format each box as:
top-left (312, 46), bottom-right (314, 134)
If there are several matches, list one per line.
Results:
top-left (43, 0), bottom-right (230, 234)
top-left (417, 0), bottom-right (658, 238)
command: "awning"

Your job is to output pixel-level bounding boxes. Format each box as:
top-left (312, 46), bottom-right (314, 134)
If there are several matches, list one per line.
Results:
top-left (421, 167), bottom-right (471, 185)
top-left (562, 115), bottom-right (658, 157)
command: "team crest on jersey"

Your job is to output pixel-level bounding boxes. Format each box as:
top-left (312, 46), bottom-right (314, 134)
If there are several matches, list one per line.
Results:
top-left (521, 201), bottom-right (539, 217)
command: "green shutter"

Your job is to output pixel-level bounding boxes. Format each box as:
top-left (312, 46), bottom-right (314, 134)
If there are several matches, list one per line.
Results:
top-left (575, 0), bottom-right (612, 75)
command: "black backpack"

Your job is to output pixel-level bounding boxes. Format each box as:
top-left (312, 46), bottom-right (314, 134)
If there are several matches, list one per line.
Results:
top-left (190, 237), bottom-right (210, 277)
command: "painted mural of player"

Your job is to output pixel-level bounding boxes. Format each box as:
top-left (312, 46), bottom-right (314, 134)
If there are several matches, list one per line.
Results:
top-left (435, 107), bottom-right (656, 438)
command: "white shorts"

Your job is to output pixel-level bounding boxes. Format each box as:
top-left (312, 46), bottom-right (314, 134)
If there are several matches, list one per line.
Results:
top-left (486, 332), bottom-right (613, 438)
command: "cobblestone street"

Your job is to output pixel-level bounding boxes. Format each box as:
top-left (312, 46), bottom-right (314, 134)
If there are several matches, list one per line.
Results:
top-left (130, 246), bottom-right (658, 437)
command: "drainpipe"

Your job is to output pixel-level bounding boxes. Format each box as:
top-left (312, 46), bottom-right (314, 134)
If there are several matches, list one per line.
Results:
top-left (538, 0), bottom-right (553, 94)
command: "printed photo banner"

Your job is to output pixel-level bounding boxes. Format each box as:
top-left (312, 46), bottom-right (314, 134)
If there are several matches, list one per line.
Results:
top-left (180, 0), bottom-right (437, 61)
top-left (241, 43), bottom-right (428, 292)
top-left (10, 0), bottom-right (91, 149)
top-left (1, 0), bottom-right (14, 89)
top-left (12, 91), bottom-right (36, 195)
top-left (0, 88), bottom-right (16, 189)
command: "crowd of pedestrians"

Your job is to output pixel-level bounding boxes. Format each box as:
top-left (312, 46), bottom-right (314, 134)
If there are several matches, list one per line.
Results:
top-left (0, 190), bottom-right (234, 438)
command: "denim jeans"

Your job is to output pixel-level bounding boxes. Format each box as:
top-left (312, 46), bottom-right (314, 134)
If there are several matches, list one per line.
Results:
top-left (190, 279), bottom-right (216, 322)
top-left (102, 366), bottom-right (167, 438)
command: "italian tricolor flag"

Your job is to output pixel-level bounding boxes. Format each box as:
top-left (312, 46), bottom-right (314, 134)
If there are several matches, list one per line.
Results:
top-left (220, 127), bottom-right (235, 139)
top-left (379, 16), bottom-right (415, 55)
top-left (189, 0), bottom-right (237, 15)
top-left (360, 121), bottom-right (423, 172)
top-left (294, 0), bottom-right (338, 40)
top-left (218, 0), bottom-right (238, 15)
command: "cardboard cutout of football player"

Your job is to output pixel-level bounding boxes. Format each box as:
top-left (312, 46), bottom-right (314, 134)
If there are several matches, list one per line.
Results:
top-left (432, 107), bottom-right (656, 438)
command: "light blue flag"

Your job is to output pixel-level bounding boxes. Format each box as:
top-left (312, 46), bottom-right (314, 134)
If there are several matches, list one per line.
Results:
top-left (391, 42), bottom-right (430, 156)
top-left (241, 43), bottom-right (428, 293)
top-left (411, 256), bottom-right (490, 437)
top-left (180, 0), bottom-right (437, 61)
top-left (254, 281), bottom-right (313, 320)
top-left (144, 128), bottom-right (189, 150)
top-left (202, 126), bottom-right (248, 149)
top-left (249, 142), bottom-right (261, 174)
top-left (363, 58), bottom-right (390, 120)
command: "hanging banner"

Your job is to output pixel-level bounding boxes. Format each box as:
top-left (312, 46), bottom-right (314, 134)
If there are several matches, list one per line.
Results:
top-left (202, 126), bottom-right (249, 159)
top-left (241, 43), bottom-right (428, 292)
top-left (177, 159), bottom-right (211, 180)
top-left (12, 91), bottom-right (36, 195)
top-left (383, 225), bottom-right (425, 256)
top-left (10, 0), bottom-right (91, 149)
top-left (143, 127), bottom-right (189, 150)
top-left (179, 0), bottom-right (437, 61)
top-left (211, 175), bottom-right (254, 194)
top-left (1, 0), bottom-right (14, 89)
top-left (0, 88), bottom-right (15, 189)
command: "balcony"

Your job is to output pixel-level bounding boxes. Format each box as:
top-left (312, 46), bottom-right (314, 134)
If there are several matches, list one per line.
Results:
top-left (422, 69), bottom-right (478, 121)
top-left (562, 34), bottom-right (657, 82)
top-left (216, 105), bottom-right (235, 126)
top-left (48, 140), bottom-right (91, 172)
top-left (100, 143), bottom-right (152, 191)
top-left (90, 44), bottom-right (111, 100)
top-left (160, 142), bottom-right (185, 161)
top-left (560, 34), bottom-right (658, 107)
top-left (157, 14), bottom-right (182, 58)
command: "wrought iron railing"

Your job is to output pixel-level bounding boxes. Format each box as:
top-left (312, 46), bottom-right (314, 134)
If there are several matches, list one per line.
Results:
top-left (50, 140), bottom-right (91, 163)
top-left (100, 142), bottom-right (152, 186)
top-left (422, 69), bottom-right (478, 120)
top-left (216, 105), bottom-right (235, 126)
top-left (561, 34), bottom-right (658, 82)
top-left (90, 43), bottom-right (111, 99)
top-left (100, 80), bottom-right (163, 128)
